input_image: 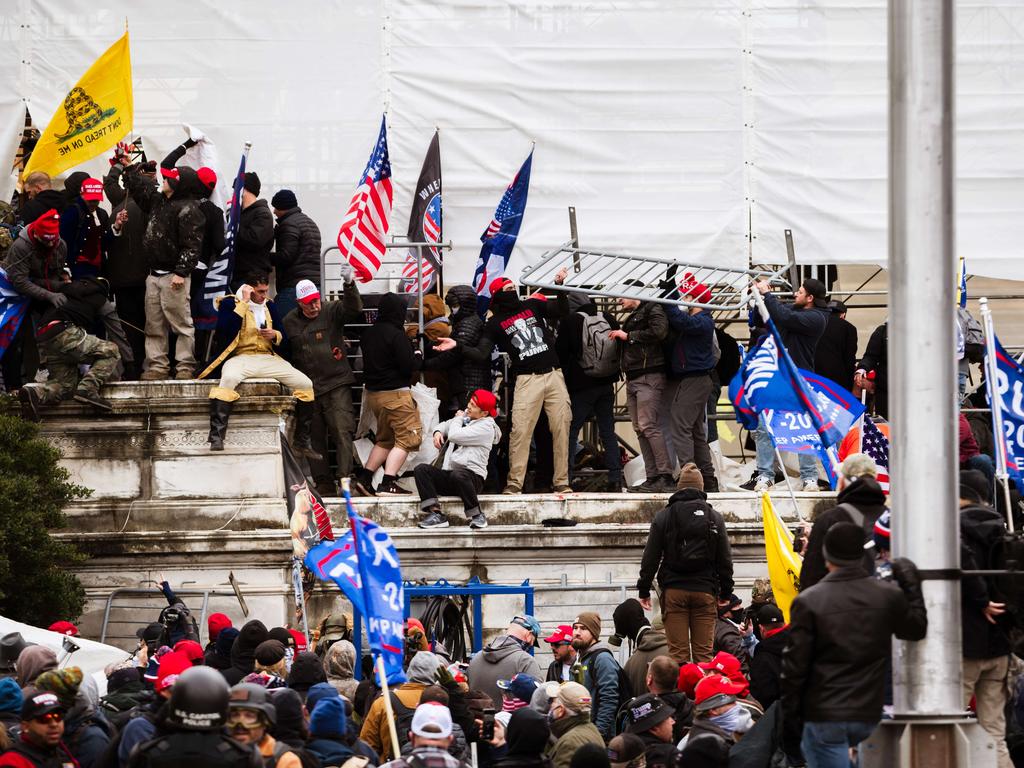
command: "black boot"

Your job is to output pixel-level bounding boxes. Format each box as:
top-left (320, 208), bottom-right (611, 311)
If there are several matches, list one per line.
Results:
top-left (209, 399), bottom-right (233, 451)
top-left (293, 400), bottom-right (323, 460)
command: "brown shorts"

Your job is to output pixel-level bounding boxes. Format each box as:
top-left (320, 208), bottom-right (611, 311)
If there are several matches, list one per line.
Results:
top-left (365, 389), bottom-right (422, 451)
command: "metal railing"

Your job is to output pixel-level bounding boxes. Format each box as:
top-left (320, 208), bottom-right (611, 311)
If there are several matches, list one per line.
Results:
top-left (99, 587), bottom-right (247, 647)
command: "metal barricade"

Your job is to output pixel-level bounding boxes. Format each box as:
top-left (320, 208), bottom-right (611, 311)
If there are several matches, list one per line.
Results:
top-left (99, 587), bottom-right (246, 648)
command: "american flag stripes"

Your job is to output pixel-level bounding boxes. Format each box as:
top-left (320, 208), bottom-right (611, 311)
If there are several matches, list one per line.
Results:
top-left (862, 415), bottom-right (890, 492)
top-left (401, 131), bottom-right (443, 295)
top-left (337, 116), bottom-right (393, 284)
top-left (0, 268), bottom-right (29, 360)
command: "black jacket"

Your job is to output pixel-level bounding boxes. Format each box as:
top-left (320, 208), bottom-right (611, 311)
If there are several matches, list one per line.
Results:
top-left (271, 208), bottom-right (321, 290)
top-left (0, 733), bottom-right (79, 767)
top-left (556, 303), bottom-right (620, 390)
top-left (636, 732), bottom-right (676, 768)
top-left (60, 197), bottom-right (111, 278)
top-left (123, 166), bottom-right (204, 276)
top-left (814, 314), bottom-right (858, 390)
top-left (360, 293), bottom-right (421, 391)
top-left (423, 285), bottom-right (491, 403)
top-left (637, 488), bottom-right (734, 599)
top-left (281, 281), bottom-right (363, 396)
top-left (660, 690), bottom-right (694, 743)
top-left (780, 561), bottom-right (927, 724)
top-left (197, 199), bottom-right (225, 270)
top-left (749, 627), bottom-right (789, 711)
top-left (620, 301), bottom-right (668, 379)
top-left (762, 294), bottom-right (828, 370)
top-left (858, 323), bottom-right (888, 416)
top-left (960, 503), bottom-right (1012, 659)
top-left (234, 199), bottom-right (274, 281)
top-left (462, 292), bottom-right (569, 376)
top-left (102, 165), bottom-right (148, 288)
top-left (40, 277), bottom-right (112, 332)
top-left (800, 476), bottom-right (887, 591)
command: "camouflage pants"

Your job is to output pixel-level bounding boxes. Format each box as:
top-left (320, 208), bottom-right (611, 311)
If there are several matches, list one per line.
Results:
top-left (36, 325), bottom-right (120, 404)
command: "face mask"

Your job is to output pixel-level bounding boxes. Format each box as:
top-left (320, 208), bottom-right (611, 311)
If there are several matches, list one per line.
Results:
top-left (709, 704), bottom-right (753, 734)
top-left (490, 291), bottom-right (518, 311)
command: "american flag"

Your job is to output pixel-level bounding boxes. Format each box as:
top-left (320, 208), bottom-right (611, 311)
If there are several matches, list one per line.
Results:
top-left (0, 267), bottom-right (29, 360)
top-left (337, 116), bottom-right (393, 284)
top-left (473, 150), bottom-right (533, 302)
top-left (862, 415), bottom-right (890, 493)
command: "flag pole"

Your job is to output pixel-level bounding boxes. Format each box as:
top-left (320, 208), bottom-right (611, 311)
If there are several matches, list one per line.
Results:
top-left (979, 297), bottom-right (1015, 532)
top-left (340, 477), bottom-right (402, 758)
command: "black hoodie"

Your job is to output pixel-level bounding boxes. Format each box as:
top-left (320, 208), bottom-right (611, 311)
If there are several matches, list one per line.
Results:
top-left (800, 476), bottom-right (887, 591)
top-left (360, 293), bottom-right (421, 391)
top-left (461, 290), bottom-right (568, 376)
top-left (961, 503), bottom-right (1012, 659)
top-left (222, 619), bottom-right (269, 686)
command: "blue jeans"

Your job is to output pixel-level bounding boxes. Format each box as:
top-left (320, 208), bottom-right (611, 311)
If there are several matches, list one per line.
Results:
top-left (275, 285), bottom-right (298, 319)
top-left (754, 415), bottom-right (819, 483)
top-left (801, 721), bottom-right (878, 768)
top-left (568, 384), bottom-right (622, 483)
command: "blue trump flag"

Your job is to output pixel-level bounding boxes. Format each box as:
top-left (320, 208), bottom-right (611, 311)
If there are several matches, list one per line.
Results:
top-left (729, 321), bottom-right (861, 449)
top-left (0, 268), bottom-right (28, 360)
top-left (196, 147), bottom-right (248, 330)
top-left (988, 336), bottom-right (1024, 487)
top-left (473, 149), bottom-right (533, 315)
top-left (304, 487), bottom-right (406, 684)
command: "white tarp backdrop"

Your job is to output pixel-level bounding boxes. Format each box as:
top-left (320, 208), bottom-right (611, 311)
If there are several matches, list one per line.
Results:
top-left (1, 1), bottom-right (1023, 282)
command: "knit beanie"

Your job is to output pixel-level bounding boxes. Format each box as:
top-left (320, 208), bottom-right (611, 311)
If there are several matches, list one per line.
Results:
top-left (216, 627), bottom-right (240, 657)
top-left (106, 667), bottom-right (141, 693)
top-left (571, 743), bottom-right (611, 768)
top-left (267, 627), bottom-right (295, 650)
top-left (309, 696), bottom-right (347, 739)
top-left (304, 682), bottom-right (340, 714)
top-left (255, 640), bottom-right (287, 667)
top-left (676, 462), bottom-right (704, 491)
top-left (243, 172), bottom-right (261, 196)
top-left (285, 651), bottom-right (327, 692)
top-left (0, 679), bottom-right (22, 715)
top-left (506, 707), bottom-right (550, 756)
top-left (27, 209), bottom-right (60, 246)
top-left (679, 733), bottom-right (732, 767)
top-left (34, 667), bottom-right (83, 708)
top-left (823, 521), bottom-right (868, 567)
top-left (573, 612), bottom-right (601, 640)
top-left (173, 640), bottom-right (205, 665)
top-left (271, 189), bottom-right (297, 210)
top-left (207, 613), bottom-right (231, 642)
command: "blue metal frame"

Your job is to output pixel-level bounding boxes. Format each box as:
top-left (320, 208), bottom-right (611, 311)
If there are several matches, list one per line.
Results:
top-left (350, 577), bottom-right (534, 680)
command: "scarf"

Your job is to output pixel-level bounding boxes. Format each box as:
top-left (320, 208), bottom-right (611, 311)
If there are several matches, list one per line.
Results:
top-left (709, 705), bottom-right (753, 736)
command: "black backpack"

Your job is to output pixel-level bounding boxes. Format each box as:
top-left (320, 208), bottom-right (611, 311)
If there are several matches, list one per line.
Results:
top-left (588, 649), bottom-right (633, 732)
top-left (667, 501), bottom-right (719, 571)
top-left (715, 327), bottom-right (742, 384)
top-left (388, 692), bottom-right (416, 751)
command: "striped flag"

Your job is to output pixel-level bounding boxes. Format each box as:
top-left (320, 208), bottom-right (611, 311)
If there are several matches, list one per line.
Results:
top-left (197, 144), bottom-right (248, 330)
top-left (401, 130), bottom-right (442, 295)
top-left (0, 267), bottom-right (29, 360)
top-left (473, 149), bottom-right (533, 313)
top-left (861, 415), bottom-right (890, 492)
top-left (337, 115), bottom-right (393, 284)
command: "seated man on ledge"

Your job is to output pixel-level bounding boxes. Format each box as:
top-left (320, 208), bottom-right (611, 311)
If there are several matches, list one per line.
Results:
top-left (198, 273), bottom-right (318, 454)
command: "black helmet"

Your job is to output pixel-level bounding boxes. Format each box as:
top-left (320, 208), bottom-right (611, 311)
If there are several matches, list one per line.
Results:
top-left (167, 666), bottom-right (229, 731)
top-left (228, 683), bottom-right (276, 726)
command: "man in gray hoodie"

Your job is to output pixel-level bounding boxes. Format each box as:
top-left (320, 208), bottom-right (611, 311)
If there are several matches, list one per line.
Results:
top-left (467, 615), bottom-right (543, 708)
top-left (416, 389), bottom-right (502, 530)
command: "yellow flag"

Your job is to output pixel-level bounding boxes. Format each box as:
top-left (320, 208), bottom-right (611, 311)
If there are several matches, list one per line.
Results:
top-left (761, 493), bottom-right (803, 622)
top-left (24, 32), bottom-right (133, 178)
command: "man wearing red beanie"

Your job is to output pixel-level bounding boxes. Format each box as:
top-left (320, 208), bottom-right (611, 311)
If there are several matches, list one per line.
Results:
top-left (434, 268), bottom-right (572, 494)
top-left (415, 389), bottom-right (502, 529)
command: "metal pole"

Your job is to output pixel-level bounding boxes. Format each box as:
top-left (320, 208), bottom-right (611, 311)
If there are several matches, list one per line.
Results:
top-left (979, 297), bottom-right (1015, 532)
top-left (416, 244), bottom-right (425, 353)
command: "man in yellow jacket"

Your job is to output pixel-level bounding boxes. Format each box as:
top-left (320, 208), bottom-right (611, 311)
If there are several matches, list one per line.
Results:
top-left (360, 650), bottom-right (441, 761)
top-left (198, 273), bottom-right (317, 454)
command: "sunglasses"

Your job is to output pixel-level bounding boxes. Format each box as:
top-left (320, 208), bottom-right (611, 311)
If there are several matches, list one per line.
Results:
top-left (33, 712), bottom-right (63, 724)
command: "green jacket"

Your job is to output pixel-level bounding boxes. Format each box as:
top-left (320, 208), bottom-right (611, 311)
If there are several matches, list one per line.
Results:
top-left (547, 713), bottom-right (604, 768)
top-left (281, 282), bottom-right (362, 395)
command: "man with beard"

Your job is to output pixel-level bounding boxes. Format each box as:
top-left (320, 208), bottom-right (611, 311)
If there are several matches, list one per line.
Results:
top-left (544, 626), bottom-right (577, 683)
top-left (0, 690), bottom-right (75, 768)
top-left (226, 684), bottom-right (300, 768)
top-left (571, 612), bottom-right (624, 742)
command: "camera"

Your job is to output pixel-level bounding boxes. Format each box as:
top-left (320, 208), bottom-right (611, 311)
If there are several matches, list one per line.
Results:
top-left (481, 708), bottom-right (496, 741)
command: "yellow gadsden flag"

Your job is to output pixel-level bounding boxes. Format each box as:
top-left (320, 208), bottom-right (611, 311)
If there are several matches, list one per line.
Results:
top-left (761, 492), bottom-right (803, 622)
top-left (24, 32), bottom-right (133, 178)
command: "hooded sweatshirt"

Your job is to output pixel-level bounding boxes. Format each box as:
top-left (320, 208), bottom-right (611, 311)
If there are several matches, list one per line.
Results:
top-left (466, 635), bottom-right (543, 709)
top-left (204, 626), bottom-right (238, 671)
top-left (15, 646), bottom-right (58, 688)
top-left (622, 626), bottom-right (669, 700)
top-left (461, 291), bottom-right (569, 376)
top-left (435, 413), bottom-right (501, 479)
top-left (123, 164), bottom-right (204, 276)
top-left (222, 620), bottom-right (268, 686)
top-left (359, 651), bottom-right (440, 760)
top-left (323, 640), bottom-right (358, 701)
top-left (360, 292), bottom-right (422, 391)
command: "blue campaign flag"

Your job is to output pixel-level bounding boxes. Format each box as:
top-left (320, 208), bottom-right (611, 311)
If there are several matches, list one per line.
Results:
top-left (196, 148), bottom-right (248, 330)
top-left (304, 489), bottom-right (406, 684)
top-left (729, 322), bottom-right (864, 449)
top-left (0, 268), bottom-right (28, 360)
top-left (988, 336), bottom-right (1024, 486)
top-left (473, 149), bottom-right (533, 315)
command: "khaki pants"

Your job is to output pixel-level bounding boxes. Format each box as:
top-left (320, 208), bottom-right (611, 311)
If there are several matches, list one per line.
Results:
top-left (144, 273), bottom-right (195, 376)
top-left (963, 655), bottom-right (1012, 768)
top-left (662, 588), bottom-right (717, 664)
top-left (507, 370), bottom-right (571, 492)
top-left (210, 354), bottom-right (314, 402)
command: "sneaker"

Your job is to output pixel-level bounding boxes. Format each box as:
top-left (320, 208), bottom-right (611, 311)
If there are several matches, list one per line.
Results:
top-left (140, 369), bottom-right (167, 381)
top-left (352, 470), bottom-right (376, 497)
top-left (18, 387), bottom-right (41, 422)
top-left (469, 512), bottom-right (488, 530)
top-left (703, 476), bottom-right (721, 493)
top-left (753, 476), bottom-right (773, 492)
top-left (802, 479), bottom-right (820, 493)
top-left (418, 510), bottom-right (449, 529)
top-left (376, 478), bottom-right (412, 495)
top-left (501, 486), bottom-right (520, 495)
top-left (553, 485), bottom-right (574, 495)
top-left (74, 390), bottom-right (113, 411)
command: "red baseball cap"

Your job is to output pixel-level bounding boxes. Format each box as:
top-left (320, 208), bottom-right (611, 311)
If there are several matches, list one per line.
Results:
top-left (694, 673), bottom-right (746, 713)
top-left (197, 167), bottom-right (217, 192)
top-left (470, 389), bottom-right (497, 418)
top-left (544, 624), bottom-right (574, 645)
top-left (156, 651), bottom-right (191, 692)
top-left (677, 662), bottom-right (704, 698)
top-left (489, 276), bottom-right (514, 295)
top-left (207, 613), bottom-right (232, 641)
top-left (289, 629), bottom-right (308, 652)
top-left (698, 651), bottom-right (742, 679)
top-left (80, 178), bottom-right (103, 202)
top-left (48, 621), bottom-right (78, 637)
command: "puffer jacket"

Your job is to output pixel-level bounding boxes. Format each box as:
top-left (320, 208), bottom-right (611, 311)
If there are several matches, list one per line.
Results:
top-left (235, 199), bottom-right (275, 280)
top-left (1, 227), bottom-right (68, 306)
top-left (436, 414), bottom-right (501, 479)
top-left (271, 207), bottom-right (321, 290)
top-left (620, 301), bottom-right (668, 378)
top-left (781, 560), bottom-right (927, 724)
top-left (423, 284), bottom-right (492, 402)
top-left (123, 165), bottom-right (204, 276)
top-left (281, 280), bottom-right (362, 395)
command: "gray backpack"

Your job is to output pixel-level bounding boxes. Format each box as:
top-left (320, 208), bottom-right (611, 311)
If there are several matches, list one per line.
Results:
top-left (579, 312), bottom-right (619, 377)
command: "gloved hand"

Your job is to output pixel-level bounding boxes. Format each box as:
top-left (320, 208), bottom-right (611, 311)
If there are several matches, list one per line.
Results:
top-left (435, 664), bottom-right (455, 688)
top-left (891, 557), bottom-right (923, 594)
top-left (182, 137), bottom-right (198, 150)
top-left (49, 292), bottom-right (67, 308)
top-left (340, 262), bottom-right (355, 284)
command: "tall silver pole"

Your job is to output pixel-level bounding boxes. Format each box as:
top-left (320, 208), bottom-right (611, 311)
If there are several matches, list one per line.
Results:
top-left (888, 0), bottom-right (961, 720)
